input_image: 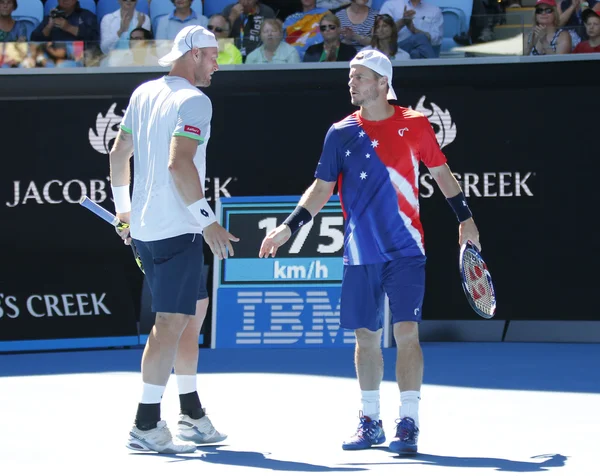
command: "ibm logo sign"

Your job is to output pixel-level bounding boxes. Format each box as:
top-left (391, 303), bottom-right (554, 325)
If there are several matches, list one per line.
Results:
top-left (235, 290), bottom-right (355, 346)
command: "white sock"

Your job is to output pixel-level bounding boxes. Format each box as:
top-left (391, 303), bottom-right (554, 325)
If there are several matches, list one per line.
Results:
top-left (140, 383), bottom-right (165, 404)
top-left (361, 390), bottom-right (380, 421)
top-left (400, 391), bottom-right (420, 428)
top-left (177, 374), bottom-right (197, 395)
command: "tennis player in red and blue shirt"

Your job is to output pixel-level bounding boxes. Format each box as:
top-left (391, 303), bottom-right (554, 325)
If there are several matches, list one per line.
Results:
top-left (259, 49), bottom-right (481, 455)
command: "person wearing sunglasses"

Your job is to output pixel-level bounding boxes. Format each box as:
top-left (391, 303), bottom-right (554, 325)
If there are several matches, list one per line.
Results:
top-left (31, 0), bottom-right (99, 44)
top-left (100, 0), bottom-right (151, 54)
top-left (303, 13), bottom-right (358, 61)
top-left (207, 14), bottom-right (243, 64)
top-left (101, 26), bottom-right (157, 66)
top-left (155, 0), bottom-right (208, 41)
top-left (525, 0), bottom-right (572, 55)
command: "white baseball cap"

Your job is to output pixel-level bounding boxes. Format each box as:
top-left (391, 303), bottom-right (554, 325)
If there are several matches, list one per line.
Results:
top-left (158, 25), bottom-right (218, 67)
top-left (350, 49), bottom-right (397, 100)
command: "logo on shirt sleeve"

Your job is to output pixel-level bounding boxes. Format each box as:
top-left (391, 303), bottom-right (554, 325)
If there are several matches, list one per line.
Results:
top-left (184, 125), bottom-right (201, 136)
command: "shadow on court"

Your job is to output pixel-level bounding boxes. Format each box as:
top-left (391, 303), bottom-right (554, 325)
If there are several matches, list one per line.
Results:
top-left (2, 344), bottom-right (600, 394)
top-left (345, 452), bottom-right (568, 472)
top-left (130, 445), bottom-right (366, 472)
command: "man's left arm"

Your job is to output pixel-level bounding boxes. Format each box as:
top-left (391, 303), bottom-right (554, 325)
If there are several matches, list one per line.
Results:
top-left (429, 164), bottom-right (481, 250)
top-left (419, 118), bottom-right (481, 250)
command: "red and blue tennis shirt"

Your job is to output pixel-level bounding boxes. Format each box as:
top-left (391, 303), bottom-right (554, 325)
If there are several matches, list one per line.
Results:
top-left (315, 106), bottom-right (448, 266)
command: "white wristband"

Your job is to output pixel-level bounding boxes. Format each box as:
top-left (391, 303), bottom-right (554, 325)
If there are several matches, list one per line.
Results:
top-left (187, 198), bottom-right (217, 229)
top-left (111, 185), bottom-right (131, 214)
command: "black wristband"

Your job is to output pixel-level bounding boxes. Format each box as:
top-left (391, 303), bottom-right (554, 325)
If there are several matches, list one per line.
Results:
top-left (283, 206), bottom-right (312, 235)
top-left (446, 192), bottom-right (472, 222)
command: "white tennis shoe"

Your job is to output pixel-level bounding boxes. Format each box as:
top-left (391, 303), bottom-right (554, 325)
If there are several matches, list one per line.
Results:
top-left (177, 411), bottom-right (227, 444)
top-left (127, 420), bottom-right (197, 454)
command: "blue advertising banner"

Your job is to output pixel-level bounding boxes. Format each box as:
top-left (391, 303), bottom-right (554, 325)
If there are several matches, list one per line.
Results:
top-left (211, 196), bottom-right (356, 349)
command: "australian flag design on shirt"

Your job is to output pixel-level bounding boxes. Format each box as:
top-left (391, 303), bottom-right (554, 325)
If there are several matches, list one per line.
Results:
top-left (315, 106), bottom-right (448, 266)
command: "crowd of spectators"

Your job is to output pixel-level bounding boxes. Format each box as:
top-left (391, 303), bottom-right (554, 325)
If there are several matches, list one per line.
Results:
top-left (0, 0), bottom-right (598, 68)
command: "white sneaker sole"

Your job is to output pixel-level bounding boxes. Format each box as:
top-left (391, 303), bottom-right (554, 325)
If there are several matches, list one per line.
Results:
top-left (177, 429), bottom-right (228, 444)
top-left (127, 435), bottom-right (196, 454)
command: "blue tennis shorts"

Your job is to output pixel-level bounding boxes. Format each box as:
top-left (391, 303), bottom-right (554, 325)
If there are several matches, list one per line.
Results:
top-left (340, 256), bottom-right (426, 331)
top-left (133, 233), bottom-right (207, 316)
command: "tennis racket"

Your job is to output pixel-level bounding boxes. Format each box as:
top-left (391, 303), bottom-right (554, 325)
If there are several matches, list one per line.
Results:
top-left (459, 241), bottom-right (496, 319)
top-left (79, 196), bottom-right (145, 274)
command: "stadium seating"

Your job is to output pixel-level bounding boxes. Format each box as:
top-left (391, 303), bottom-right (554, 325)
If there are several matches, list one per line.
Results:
top-left (12, 0), bottom-right (44, 25)
top-left (203, 0), bottom-right (232, 18)
top-left (12, 0), bottom-right (43, 37)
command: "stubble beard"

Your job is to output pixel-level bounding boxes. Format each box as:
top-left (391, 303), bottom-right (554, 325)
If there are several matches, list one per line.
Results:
top-left (350, 86), bottom-right (379, 107)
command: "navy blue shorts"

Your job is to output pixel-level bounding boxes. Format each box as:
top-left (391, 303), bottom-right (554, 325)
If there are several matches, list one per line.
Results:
top-left (133, 234), bottom-right (207, 316)
top-left (340, 256), bottom-right (426, 331)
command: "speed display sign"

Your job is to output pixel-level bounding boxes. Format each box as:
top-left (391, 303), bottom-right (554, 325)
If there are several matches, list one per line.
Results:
top-left (211, 196), bottom-right (356, 349)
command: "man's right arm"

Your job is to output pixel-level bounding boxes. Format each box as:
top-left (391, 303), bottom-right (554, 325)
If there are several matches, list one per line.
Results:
top-left (168, 136), bottom-right (204, 204)
top-left (170, 96), bottom-right (239, 258)
top-left (297, 178), bottom-right (336, 217)
top-left (168, 135), bottom-right (239, 258)
top-left (258, 179), bottom-right (336, 258)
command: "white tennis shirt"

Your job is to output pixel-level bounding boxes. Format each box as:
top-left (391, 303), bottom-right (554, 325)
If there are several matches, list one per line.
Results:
top-left (120, 75), bottom-right (212, 242)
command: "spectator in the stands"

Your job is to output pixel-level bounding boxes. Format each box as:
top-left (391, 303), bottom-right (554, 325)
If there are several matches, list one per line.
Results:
top-left (222, 0), bottom-right (275, 59)
top-left (303, 13), bottom-right (356, 61)
top-left (572, 7), bottom-right (600, 52)
top-left (0, 0), bottom-right (27, 42)
top-left (31, 0), bottom-right (99, 43)
top-left (525, 0), bottom-right (572, 55)
top-left (18, 41), bottom-right (83, 67)
top-left (207, 14), bottom-right (243, 64)
top-left (155, 0), bottom-right (208, 40)
top-left (100, 0), bottom-right (151, 54)
top-left (336, 0), bottom-right (377, 51)
top-left (558, 0), bottom-right (598, 40)
top-left (283, 0), bottom-right (329, 59)
top-left (453, 0), bottom-right (503, 46)
top-left (130, 26), bottom-right (157, 65)
top-left (362, 13), bottom-right (410, 59)
top-left (379, 0), bottom-right (442, 58)
top-left (245, 18), bottom-right (300, 63)
top-left (102, 27), bottom-right (159, 66)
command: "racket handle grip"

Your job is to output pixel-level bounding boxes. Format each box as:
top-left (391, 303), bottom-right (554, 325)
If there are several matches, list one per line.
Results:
top-left (79, 196), bottom-right (119, 226)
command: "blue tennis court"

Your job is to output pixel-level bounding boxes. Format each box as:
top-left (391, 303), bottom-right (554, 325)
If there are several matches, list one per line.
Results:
top-left (1, 342), bottom-right (597, 474)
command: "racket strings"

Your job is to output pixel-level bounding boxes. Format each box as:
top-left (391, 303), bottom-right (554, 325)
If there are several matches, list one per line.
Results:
top-left (463, 251), bottom-right (495, 314)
